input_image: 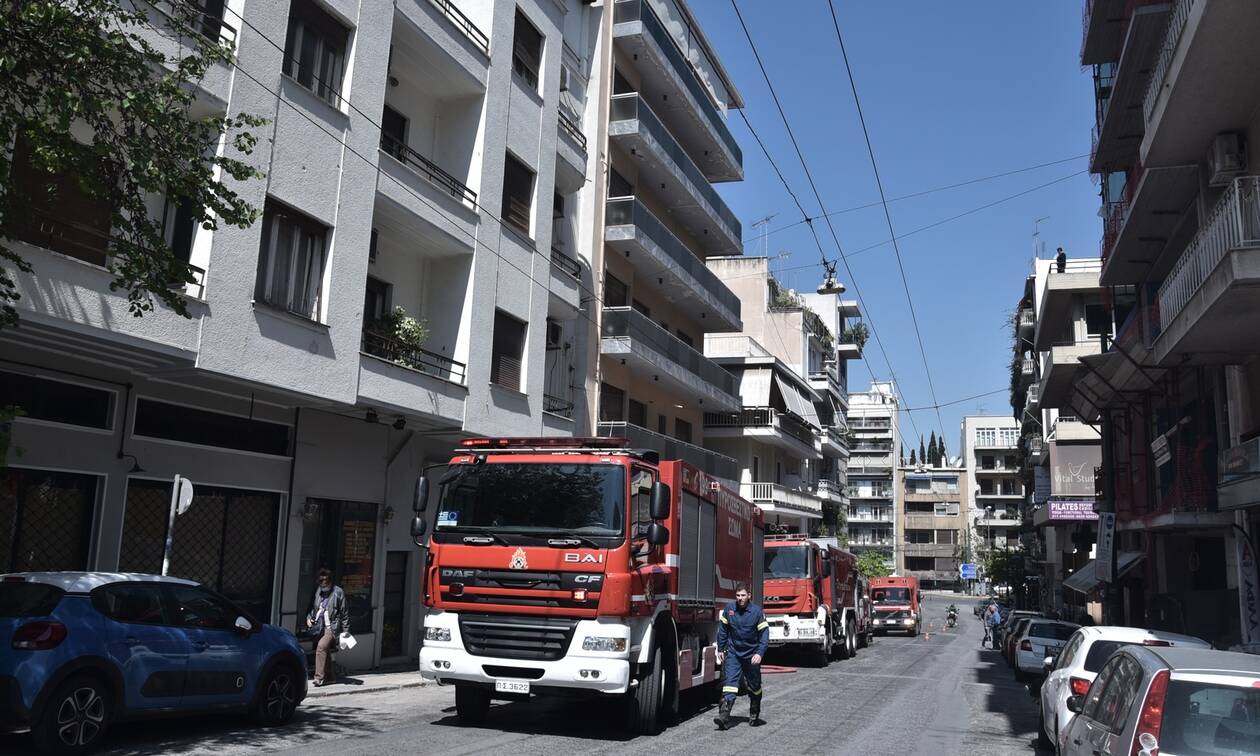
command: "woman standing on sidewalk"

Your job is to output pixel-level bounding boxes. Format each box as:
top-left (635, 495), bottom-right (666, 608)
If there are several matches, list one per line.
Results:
top-left (306, 568), bottom-right (349, 686)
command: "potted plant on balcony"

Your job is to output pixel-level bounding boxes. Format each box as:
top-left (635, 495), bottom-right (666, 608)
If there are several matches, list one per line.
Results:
top-left (842, 322), bottom-right (869, 351)
top-left (368, 306), bottom-right (430, 371)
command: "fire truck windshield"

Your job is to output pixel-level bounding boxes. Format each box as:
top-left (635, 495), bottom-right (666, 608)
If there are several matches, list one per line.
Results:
top-left (433, 463), bottom-right (625, 539)
top-left (872, 588), bottom-right (911, 605)
top-left (763, 546), bottom-right (810, 579)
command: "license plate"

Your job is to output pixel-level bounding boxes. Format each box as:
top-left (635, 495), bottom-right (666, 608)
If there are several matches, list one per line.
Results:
top-left (494, 680), bottom-right (530, 695)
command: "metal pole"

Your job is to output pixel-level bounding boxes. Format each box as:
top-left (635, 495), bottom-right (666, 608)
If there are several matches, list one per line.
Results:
top-left (161, 474), bottom-right (180, 577)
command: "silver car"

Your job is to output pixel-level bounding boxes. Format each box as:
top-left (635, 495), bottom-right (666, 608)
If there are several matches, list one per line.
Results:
top-left (1059, 645), bottom-right (1260, 756)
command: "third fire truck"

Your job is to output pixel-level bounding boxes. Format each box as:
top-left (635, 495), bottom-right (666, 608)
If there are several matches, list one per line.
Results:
top-left (762, 534), bottom-right (866, 664)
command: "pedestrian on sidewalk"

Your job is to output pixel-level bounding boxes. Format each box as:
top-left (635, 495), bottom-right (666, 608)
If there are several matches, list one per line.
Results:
top-left (714, 583), bottom-right (769, 730)
top-left (307, 568), bottom-right (349, 686)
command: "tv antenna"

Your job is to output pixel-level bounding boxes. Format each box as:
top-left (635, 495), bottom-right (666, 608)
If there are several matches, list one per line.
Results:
top-left (751, 214), bottom-right (778, 258)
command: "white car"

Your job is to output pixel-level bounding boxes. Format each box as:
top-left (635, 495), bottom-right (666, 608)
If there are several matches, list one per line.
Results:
top-left (1038, 625), bottom-right (1210, 749)
top-left (1013, 619), bottom-right (1078, 680)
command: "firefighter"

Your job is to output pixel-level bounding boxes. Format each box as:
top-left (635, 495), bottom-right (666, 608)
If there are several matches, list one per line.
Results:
top-left (714, 583), bottom-right (769, 730)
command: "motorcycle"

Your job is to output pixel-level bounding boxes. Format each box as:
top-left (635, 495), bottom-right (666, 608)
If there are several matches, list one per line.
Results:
top-left (946, 610), bottom-right (958, 628)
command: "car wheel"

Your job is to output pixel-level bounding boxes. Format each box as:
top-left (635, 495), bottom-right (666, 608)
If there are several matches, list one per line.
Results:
top-left (253, 663), bottom-right (300, 726)
top-left (33, 675), bottom-right (111, 754)
top-left (455, 684), bottom-right (491, 725)
top-left (1036, 707), bottom-right (1053, 750)
top-left (626, 645), bottom-right (662, 734)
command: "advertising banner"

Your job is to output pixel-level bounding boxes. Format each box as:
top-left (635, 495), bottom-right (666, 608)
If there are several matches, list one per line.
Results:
top-left (1095, 513), bottom-right (1116, 583)
top-left (1047, 500), bottom-right (1099, 521)
top-left (1237, 529), bottom-right (1260, 646)
top-left (1050, 443), bottom-right (1101, 497)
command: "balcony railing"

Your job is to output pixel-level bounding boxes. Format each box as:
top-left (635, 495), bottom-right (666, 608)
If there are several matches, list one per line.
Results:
top-left (544, 393), bottom-right (574, 418)
top-left (428, 0), bottom-right (489, 54)
top-left (704, 334), bottom-right (773, 359)
top-left (1018, 308), bottom-right (1035, 332)
top-left (741, 482), bottom-right (824, 516)
top-left (550, 246), bottom-right (580, 280)
top-left (380, 133), bottom-right (477, 207)
top-left (850, 418), bottom-right (892, 430)
top-left (597, 421), bottom-right (738, 479)
top-left (1159, 176), bottom-right (1260, 332)
top-left (703, 407), bottom-right (816, 447)
top-left (558, 110), bottom-right (587, 152)
top-left (605, 197), bottom-right (741, 316)
top-left (601, 307), bottom-right (738, 396)
top-left (847, 488), bottom-right (893, 499)
top-left (611, 0), bottom-right (741, 165)
top-left (609, 93), bottom-right (740, 242)
top-left (361, 329), bottom-right (467, 384)
top-left (1101, 200), bottom-right (1129, 262)
top-left (1143, 0), bottom-right (1196, 124)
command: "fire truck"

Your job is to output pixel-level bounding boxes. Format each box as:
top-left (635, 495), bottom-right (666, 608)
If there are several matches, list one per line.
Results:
top-left (762, 535), bottom-right (866, 664)
top-left (868, 575), bottom-right (921, 635)
top-left (411, 437), bottom-right (764, 734)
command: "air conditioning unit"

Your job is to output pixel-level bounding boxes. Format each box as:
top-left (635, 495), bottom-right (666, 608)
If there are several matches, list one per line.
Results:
top-left (1207, 133), bottom-right (1247, 187)
top-left (546, 321), bottom-right (563, 349)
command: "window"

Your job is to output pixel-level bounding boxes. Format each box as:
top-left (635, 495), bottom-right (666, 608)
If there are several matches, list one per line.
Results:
top-left (628, 399), bottom-right (647, 427)
top-left (657, 415), bottom-right (667, 434)
top-left (905, 529), bottom-right (933, 544)
top-left (502, 152), bottom-right (534, 236)
top-left (255, 201), bottom-right (329, 319)
top-left (511, 9), bottom-right (543, 90)
top-left (92, 583), bottom-right (166, 625)
top-left (630, 468), bottom-right (654, 542)
top-left (380, 104), bottom-right (408, 159)
top-left (675, 418), bottom-right (692, 444)
top-left (283, 0), bottom-right (349, 106)
top-left (9, 133), bottom-right (113, 265)
top-left (934, 502), bottom-right (960, 516)
top-left (935, 529), bottom-right (958, 544)
top-left (905, 556), bottom-right (933, 571)
top-left (299, 499), bottom-right (379, 634)
top-left (1, 469), bottom-right (98, 573)
top-left (906, 501), bottom-right (935, 515)
top-left (1085, 303), bottom-right (1111, 338)
top-left (0, 371), bottom-right (112, 429)
top-left (613, 67), bottom-right (634, 95)
top-left (605, 273), bottom-right (629, 307)
top-left (168, 584), bottom-right (240, 631)
top-left (162, 197), bottom-right (197, 266)
top-left (363, 276), bottom-right (391, 325)
top-left (134, 398), bottom-right (292, 456)
top-left (490, 310), bottom-right (528, 391)
top-left (599, 382), bottom-right (625, 422)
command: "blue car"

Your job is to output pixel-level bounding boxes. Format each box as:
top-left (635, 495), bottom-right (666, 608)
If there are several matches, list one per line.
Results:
top-left (0, 572), bottom-right (307, 753)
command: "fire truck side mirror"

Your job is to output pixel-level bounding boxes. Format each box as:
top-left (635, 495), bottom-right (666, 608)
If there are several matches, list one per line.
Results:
top-left (647, 521), bottom-right (669, 546)
top-left (650, 482), bottom-right (671, 520)
top-left (413, 477), bottom-right (430, 514)
top-left (820, 560), bottom-right (832, 578)
top-left (410, 516), bottom-right (427, 539)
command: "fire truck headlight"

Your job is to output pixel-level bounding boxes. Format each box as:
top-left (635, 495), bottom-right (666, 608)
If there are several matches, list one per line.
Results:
top-left (425, 627), bottom-right (452, 642)
top-left (582, 636), bottom-right (627, 652)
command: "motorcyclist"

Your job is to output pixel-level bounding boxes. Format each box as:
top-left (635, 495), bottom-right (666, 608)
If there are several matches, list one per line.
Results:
top-left (946, 603), bottom-right (958, 627)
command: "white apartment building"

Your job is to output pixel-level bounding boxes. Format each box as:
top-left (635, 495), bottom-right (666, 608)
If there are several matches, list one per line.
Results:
top-left (846, 382), bottom-right (899, 564)
top-left (2, 0), bottom-right (604, 669)
top-left (701, 258), bottom-right (861, 534)
top-left (960, 416), bottom-right (1025, 569)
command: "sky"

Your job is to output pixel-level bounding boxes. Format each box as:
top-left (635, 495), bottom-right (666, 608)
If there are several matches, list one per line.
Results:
top-left (689, 0), bottom-right (1100, 455)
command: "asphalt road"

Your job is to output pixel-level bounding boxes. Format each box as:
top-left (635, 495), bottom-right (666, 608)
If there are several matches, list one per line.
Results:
top-left (3, 595), bottom-right (1052, 755)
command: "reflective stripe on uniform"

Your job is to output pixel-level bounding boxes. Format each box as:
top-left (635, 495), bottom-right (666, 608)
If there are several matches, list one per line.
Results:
top-left (722, 685), bottom-right (740, 693)
top-left (720, 613), bottom-right (729, 624)
top-left (756, 621), bottom-right (769, 630)
top-left (747, 687), bottom-right (762, 695)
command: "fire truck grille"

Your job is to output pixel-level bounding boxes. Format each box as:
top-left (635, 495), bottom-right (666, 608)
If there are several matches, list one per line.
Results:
top-left (459, 613), bottom-right (578, 661)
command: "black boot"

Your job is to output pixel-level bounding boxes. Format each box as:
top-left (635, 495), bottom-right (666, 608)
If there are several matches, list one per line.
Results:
top-left (713, 699), bottom-right (733, 730)
top-left (749, 693), bottom-right (764, 726)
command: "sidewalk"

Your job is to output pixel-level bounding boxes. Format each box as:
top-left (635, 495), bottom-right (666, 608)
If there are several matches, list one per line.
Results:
top-left (305, 666), bottom-right (430, 699)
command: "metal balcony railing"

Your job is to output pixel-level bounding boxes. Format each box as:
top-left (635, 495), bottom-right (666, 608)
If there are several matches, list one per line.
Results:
top-left (543, 393), bottom-right (574, 418)
top-left (703, 407), bottom-right (816, 446)
top-left (1018, 308), bottom-right (1035, 332)
top-left (597, 421), bottom-right (738, 479)
top-left (361, 329), bottom-right (467, 384)
top-left (704, 334), bottom-right (773, 359)
top-left (428, 0), bottom-right (489, 54)
top-left (609, 93), bottom-right (740, 242)
top-left (601, 307), bottom-right (738, 396)
top-left (550, 246), bottom-right (581, 280)
top-left (557, 110), bottom-right (587, 152)
top-left (605, 197), bottom-right (741, 316)
top-left (850, 418), bottom-right (892, 430)
top-left (611, 0), bottom-right (742, 165)
top-left (741, 482), bottom-right (824, 515)
top-left (1143, 0), bottom-right (1196, 124)
top-left (1159, 176), bottom-right (1260, 332)
top-left (847, 488), bottom-right (893, 499)
top-left (380, 133), bottom-right (477, 207)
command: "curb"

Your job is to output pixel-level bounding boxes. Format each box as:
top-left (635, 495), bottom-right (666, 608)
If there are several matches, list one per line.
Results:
top-left (306, 678), bottom-right (431, 699)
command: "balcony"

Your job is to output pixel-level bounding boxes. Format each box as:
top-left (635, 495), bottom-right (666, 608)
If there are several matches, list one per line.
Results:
top-left (817, 423), bottom-right (848, 458)
top-left (1018, 308), bottom-right (1035, 337)
top-left (1088, 3), bottom-right (1172, 174)
top-left (848, 456), bottom-right (895, 475)
top-left (1039, 340), bottom-right (1103, 409)
top-left (975, 513), bottom-right (1022, 526)
top-left (358, 329), bottom-right (467, 429)
top-left (849, 418), bottom-right (892, 432)
top-left (901, 543), bottom-right (957, 558)
top-left (608, 94), bottom-right (741, 254)
top-left (1142, 0), bottom-right (1260, 166)
top-left (846, 510), bottom-right (893, 523)
top-left (975, 465), bottom-right (1021, 476)
top-left (556, 110), bottom-right (588, 190)
top-left (611, 0), bottom-right (742, 181)
top-left (1019, 356), bottom-right (1036, 387)
top-left (1033, 259), bottom-right (1104, 351)
top-left (1101, 165), bottom-right (1199, 286)
top-left (807, 365), bottom-right (847, 408)
top-left (1155, 176), bottom-right (1260, 364)
top-left (597, 421), bottom-right (738, 480)
top-left (741, 482), bottom-right (824, 520)
top-left (703, 407), bottom-right (820, 459)
top-left (1081, 0), bottom-right (1129, 65)
top-left (605, 198), bottom-right (741, 331)
top-left (600, 307), bottom-right (741, 410)
top-left (847, 487), bottom-right (893, 500)
top-left (974, 431), bottom-right (1020, 450)
top-left (1026, 382), bottom-right (1042, 412)
top-left (816, 478), bottom-right (844, 502)
top-left (1051, 416), bottom-right (1101, 442)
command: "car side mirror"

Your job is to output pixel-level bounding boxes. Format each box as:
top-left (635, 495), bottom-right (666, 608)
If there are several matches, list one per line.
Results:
top-left (1043, 655), bottom-right (1057, 672)
top-left (647, 522), bottom-right (669, 546)
top-left (234, 616), bottom-right (253, 634)
top-left (413, 476), bottom-right (430, 514)
top-left (411, 516), bottom-right (427, 539)
top-left (650, 482), bottom-right (671, 521)
top-left (1066, 695), bottom-right (1083, 714)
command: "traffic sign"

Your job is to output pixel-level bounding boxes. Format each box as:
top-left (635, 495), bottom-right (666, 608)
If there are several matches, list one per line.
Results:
top-left (959, 563), bottom-right (978, 580)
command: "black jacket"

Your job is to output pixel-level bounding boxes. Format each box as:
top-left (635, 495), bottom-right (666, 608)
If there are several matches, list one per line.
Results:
top-left (308, 585), bottom-right (349, 636)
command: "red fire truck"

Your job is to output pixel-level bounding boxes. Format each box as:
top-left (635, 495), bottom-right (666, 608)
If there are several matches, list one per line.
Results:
top-left (762, 535), bottom-right (867, 664)
top-left (868, 575), bottom-right (921, 635)
top-left (412, 438), bottom-right (764, 734)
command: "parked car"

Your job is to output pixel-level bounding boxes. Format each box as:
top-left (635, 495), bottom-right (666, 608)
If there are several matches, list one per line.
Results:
top-left (994, 610), bottom-right (1040, 651)
top-left (1004, 617), bottom-right (1036, 666)
top-left (1011, 620), bottom-right (1079, 681)
top-left (0, 572), bottom-right (307, 753)
top-left (1038, 626), bottom-right (1211, 749)
top-left (1057, 645), bottom-right (1260, 756)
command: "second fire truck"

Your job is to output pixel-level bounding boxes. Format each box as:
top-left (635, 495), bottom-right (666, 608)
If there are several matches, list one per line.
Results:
top-left (762, 534), bottom-right (867, 664)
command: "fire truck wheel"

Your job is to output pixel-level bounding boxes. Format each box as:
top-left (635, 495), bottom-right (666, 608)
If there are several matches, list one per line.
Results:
top-left (454, 684), bottom-right (490, 725)
top-left (857, 626), bottom-right (869, 649)
top-left (847, 621), bottom-right (858, 657)
top-left (835, 624), bottom-right (850, 661)
top-left (626, 645), bottom-right (663, 734)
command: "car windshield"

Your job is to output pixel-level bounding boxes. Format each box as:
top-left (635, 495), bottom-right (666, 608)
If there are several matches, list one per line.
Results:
top-left (1029, 623), bottom-right (1078, 641)
top-left (872, 588), bottom-right (910, 604)
top-left (764, 546), bottom-right (809, 579)
top-left (1082, 640), bottom-right (1136, 672)
top-left (1159, 680), bottom-right (1260, 756)
top-left (0, 582), bottom-right (64, 617)
top-left (434, 463), bottom-right (625, 538)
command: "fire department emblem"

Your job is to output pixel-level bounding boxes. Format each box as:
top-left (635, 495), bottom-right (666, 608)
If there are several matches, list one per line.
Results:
top-left (509, 547), bottom-right (528, 570)
top-left (643, 575), bottom-right (654, 604)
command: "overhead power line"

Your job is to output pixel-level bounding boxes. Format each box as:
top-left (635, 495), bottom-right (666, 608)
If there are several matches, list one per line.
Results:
top-left (898, 387), bottom-right (1008, 413)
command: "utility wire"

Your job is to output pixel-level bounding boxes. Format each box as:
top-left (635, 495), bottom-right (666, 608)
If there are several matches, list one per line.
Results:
top-left (824, 0), bottom-right (946, 441)
top-left (898, 387), bottom-right (1007, 413)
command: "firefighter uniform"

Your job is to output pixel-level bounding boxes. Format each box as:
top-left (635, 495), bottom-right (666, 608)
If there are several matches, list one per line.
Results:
top-left (715, 600), bottom-right (769, 727)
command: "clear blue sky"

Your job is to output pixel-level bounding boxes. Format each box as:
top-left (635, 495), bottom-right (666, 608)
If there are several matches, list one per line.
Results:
top-left (693, 0), bottom-right (1099, 454)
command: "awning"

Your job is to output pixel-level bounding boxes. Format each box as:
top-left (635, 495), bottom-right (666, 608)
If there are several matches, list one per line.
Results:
top-left (1062, 551), bottom-right (1145, 595)
top-left (739, 367), bottom-right (772, 407)
top-left (774, 373), bottom-right (820, 429)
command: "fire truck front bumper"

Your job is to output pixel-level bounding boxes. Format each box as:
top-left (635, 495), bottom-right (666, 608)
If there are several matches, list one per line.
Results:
top-left (418, 611), bottom-right (632, 695)
top-left (765, 614), bottom-right (826, 647)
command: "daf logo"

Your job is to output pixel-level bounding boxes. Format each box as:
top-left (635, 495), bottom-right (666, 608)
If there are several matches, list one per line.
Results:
top-left (574, 575), bottom-right (603, 584)
top-left (441, 569), bottom-right (476, 578)
top-left (563, 553), bottom-right (604, 564)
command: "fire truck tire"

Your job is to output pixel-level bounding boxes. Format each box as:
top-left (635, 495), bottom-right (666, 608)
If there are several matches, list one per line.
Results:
top-left (857, 626), bottom-right (869, 649)
top-left (847, 621), bottom-right (858, 657)
top-left (626, 645), bottom-right (663, 734)
top-left (835, 622), bottom-right (850, 661)
top-left (455, 684), bottom-right (491, 725)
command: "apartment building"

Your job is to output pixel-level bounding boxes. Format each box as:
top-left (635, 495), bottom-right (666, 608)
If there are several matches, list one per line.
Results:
top-left (960, 417), bottom-right (1025, 573)
top-left (583, 0), bottom-right (746, 479)
top-left (1072, 0), bottom-right (1260, 646)
top-left (2, 0), bottom-right (603, 668)
top-left (896, 464), bottom-right (969, 590)
top-left (1012, 260), bottom-right (1104, 621)
top-left (701, 258), bottom-right (861, 534)
top-left (846, 382), bottom-right (900, 564)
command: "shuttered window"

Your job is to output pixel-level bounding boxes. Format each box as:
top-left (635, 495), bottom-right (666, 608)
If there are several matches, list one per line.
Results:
top-left (501, 152), bottom-right (534, 235)
top-left (490, 310), bottom-right (527, 391)
top-left (511, 8), bottom-right (543, 90)
top-left (9, 134), bottom-right (113, 265)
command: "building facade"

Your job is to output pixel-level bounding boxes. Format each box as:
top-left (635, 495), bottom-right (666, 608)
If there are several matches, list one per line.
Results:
top-left (846, 382), bottom-right (899, 566)
top-left (2, 0), bottom-right (605, 669)
top-left (896, 465), bottom-right (969, 589)
top-left (960, 416), bottom-right (1026, 587)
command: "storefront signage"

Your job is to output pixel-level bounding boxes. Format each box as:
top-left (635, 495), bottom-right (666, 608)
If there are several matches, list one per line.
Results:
top-left (1151, 434), bottom-right (1171, 468)
top-left (1095, 513), bottom-right (1116, 583)
top-left (1237, 530), bottom-right (1260, 646)
top-left (1034, 467), bottom-right (1051, 505)
top-left (1047, 500), bottom-right (1099, 521)
top-left (1221, 437), bottom-right (1260, 480)
top-left (1050, 443), bottom-right (1100, 497)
